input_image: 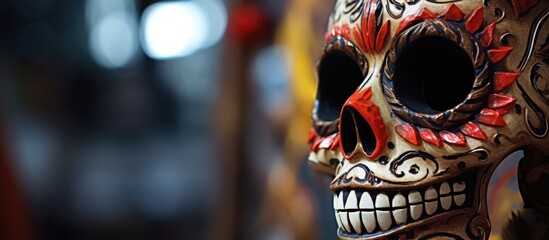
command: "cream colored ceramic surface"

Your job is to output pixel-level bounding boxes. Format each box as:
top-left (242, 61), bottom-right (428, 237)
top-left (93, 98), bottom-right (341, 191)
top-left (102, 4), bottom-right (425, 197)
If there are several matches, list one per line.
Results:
top-left (308, 0), bottom-right (549, 238)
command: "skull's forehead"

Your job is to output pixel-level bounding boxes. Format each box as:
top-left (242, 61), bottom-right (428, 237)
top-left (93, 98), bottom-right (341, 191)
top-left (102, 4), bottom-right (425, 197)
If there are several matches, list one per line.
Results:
top-left (325, 0), bottom-right (482, 62)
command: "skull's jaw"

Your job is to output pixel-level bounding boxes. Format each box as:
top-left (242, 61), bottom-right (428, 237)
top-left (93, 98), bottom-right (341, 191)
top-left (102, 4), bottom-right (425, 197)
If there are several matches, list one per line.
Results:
top-left (332, 170), bottom-right (484, 239)
top-left (336, 209), bottom-right (480, 239)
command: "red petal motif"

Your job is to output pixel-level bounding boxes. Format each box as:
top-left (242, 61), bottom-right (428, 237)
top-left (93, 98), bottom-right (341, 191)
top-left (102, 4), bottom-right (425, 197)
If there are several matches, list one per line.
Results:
top-left (353, 25), bottom-right (366, 51)
top-left (488, 47), bottom-right (513, 63)
top-left (375, 21), bottom-right (390, 53)
top-left (439, 131), bottom-right (466, 146)
top-left (419, 8), bottom-right (438, 19)
top-left (479, 23), bottom-right (496, 47)
top-left (460, 121), bottom-right (487, 141)
top-left (311, 137), bottom-right (323, 151)
top-left (488, 94), bottom-right (517, 109)
top-left (319, 132), bottom-right (339, 149)
top-left (396, 16), bottom-right (418, 35)
top-left (341, 24), bottom-right (351, 40)
top-left (396, 124), bottom-right (421, 145)
top-left (476, 109), bottom-right (506, 127)
top-left (333, 26), bottom-right (341, 36)
top-left (395, 8), bottom-right (437, 35)
top-left (494, 72), bottom-right (519, 91)
top-left (441, 4), bottom-right (464, 21)
top-left (419, 128), bottom-right (443, 147)
top-left (465, 6), bottom-right (484, 33)
top-left (362, 0), bottom-right (376, 52)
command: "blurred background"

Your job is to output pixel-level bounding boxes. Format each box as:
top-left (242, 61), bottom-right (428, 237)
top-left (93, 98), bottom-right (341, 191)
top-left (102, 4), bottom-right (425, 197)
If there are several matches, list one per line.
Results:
top-left (0, 0), bottom-right (524, 239)
top-left (0, 0), bottom-right (336, 239)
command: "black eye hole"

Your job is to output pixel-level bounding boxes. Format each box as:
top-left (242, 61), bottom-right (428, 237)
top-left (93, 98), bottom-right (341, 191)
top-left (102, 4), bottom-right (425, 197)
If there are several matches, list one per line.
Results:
top-left (393, 36), bottom-right (475, 114)
top-left (315, 50), bottom-right (364, 121)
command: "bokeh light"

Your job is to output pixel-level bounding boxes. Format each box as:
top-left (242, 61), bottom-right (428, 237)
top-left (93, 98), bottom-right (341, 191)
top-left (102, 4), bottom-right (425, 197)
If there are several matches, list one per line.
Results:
top-left (89, 13), bottom-right (139, 69)
top-left (140, 0), bottom-right (227, 59)
top-left (86, 0), bottom-right (139, 69)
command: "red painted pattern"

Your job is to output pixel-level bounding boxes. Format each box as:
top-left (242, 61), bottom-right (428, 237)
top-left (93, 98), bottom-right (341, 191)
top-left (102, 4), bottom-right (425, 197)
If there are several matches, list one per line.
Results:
top-left (352, 0), bottom-right (391, 53)
top-left (488, 94), bottom-right (517, 109)
top-left (460, 121), bottom-right (487, 141)
top-left (395, 8), bottom-right (437, 35)
top-left (488, 47), bottom-right (513, 63)
top-left (387, 4), bottom-right (521, 147)
top-left (479, 22), bottom-right (495, 47)
top-left (395, 124), bottom-right (421, 146)
top-left (465, 6), bottom-right (484, 33)
top-left (439, 131), bottom-right (467, 146)
top-left (341, 23), bottom-right (352, 40)
top-left (494, 72), bottom-right (519, 92)
top-left (419, 128), bottom-right (443, 147)
top-left (319, 133), bottom-right (339, 150)
top-left (441, 4), bottom-right (464, 21)
top-left (310, 131), bottom-right (341, 152)
top-left (375, 21), bottom-right (391, 53)
top-left (476, 109), bottom-right (507, 127)
top-left (341, 88), bottom-right (388, 158)
top-left (489, 94), bottom-right (516, 116)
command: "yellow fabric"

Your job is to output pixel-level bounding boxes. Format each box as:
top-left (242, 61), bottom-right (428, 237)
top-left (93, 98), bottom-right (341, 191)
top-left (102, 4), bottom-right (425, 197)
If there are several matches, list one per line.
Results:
top-left (276, 0), bottom-right (318, 157)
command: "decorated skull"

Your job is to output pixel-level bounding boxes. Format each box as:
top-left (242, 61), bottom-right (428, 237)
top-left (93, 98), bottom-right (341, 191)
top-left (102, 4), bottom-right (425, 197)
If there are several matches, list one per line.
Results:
top-left (307, 0), bottom-right (549, 238)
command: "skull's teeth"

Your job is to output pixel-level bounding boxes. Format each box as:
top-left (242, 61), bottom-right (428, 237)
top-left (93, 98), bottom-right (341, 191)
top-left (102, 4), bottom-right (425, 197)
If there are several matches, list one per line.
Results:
top-left (333, 181), bottom-right (468, 235)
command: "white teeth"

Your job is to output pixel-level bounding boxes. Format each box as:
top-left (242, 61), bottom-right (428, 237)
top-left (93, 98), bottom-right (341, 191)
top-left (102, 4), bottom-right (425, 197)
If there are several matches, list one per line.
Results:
top-left (454, 194), bottom-right (466, 206)
top-left (424, 187), bottom-right (438, 215)
top-left (425, 187), bottom-right (438, 200)
top-left (376, 210), bottom-right (392, 231)
top-left (339, 212), bottom-right (351, 233)
top-left (335, 181), bottom-right (469, 234)
top-left (453, 181), bottom-right (466, 193)
top-left (349, 212), bottom-right (362, 234)
top-left (375, 193), bottom-right (390, 208)
top-left (439, 182), bottom-right (451, 195)
top-left (392, 193), bottom-right (406, 208)
top-left (337, 191), bottom-right (344, 210)
top-left (361, 211), bottom-right (376, 233)
top-left (392, 208), bottom-right (407, 225)
top-left (345, 190), bottom-right (358, 210)
top-left (410, 204), bottom-right (423, 220)
top-left (425, 201), bottom-right (438, 215)
top-left (408, 191), bottom-right (422, 204)
top-left (359, 191), bottom-right (374, 210)
top-left (440, 196), bottom-right (452, 210)
top-left (335, 211), bottom-right (343, 230)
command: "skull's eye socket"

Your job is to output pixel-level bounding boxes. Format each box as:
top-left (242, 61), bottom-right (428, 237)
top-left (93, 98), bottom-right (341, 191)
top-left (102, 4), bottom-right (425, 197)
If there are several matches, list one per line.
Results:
top-left (316, 50), bottom-right (364, 121)
top-left (393, 36), bottom-right (475, 114)
top-left (384, 19), bottom-right (490, 129)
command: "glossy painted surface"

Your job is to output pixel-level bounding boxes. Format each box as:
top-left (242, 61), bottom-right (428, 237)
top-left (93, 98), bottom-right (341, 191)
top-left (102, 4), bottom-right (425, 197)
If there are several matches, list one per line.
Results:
top-left (308, 0), bottom-right (549, 238)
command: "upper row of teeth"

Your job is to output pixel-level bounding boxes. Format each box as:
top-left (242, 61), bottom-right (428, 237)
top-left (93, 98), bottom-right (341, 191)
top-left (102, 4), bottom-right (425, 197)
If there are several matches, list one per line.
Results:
top-left (333, 181), bottom-right (466, 234)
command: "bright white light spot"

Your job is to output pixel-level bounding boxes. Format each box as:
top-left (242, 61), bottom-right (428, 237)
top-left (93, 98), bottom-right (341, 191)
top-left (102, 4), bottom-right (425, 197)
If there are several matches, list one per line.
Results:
top-left (195, 0), bottom-right (227, 48)
top-left (89, 13), bottom-right (139, 69)
top-left (140, 2), bottom-right (208, 59)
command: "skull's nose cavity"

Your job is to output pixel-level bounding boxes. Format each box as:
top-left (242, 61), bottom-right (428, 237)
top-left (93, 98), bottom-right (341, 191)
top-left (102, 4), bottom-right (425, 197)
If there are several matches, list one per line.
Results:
top-left (340, 106), bottom-right (377, 159)
top-left (340, 108), bottom-right (358, 156)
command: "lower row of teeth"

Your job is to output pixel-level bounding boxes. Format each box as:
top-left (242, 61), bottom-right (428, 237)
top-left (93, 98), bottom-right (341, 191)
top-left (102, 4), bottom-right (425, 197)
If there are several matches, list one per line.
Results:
top-left (334, 181), bottom-right (466, 234)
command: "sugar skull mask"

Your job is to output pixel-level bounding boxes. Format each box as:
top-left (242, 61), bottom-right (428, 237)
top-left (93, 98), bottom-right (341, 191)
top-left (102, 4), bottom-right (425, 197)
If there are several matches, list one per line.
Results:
top-left (307, 0), bottom-right (549, 238)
